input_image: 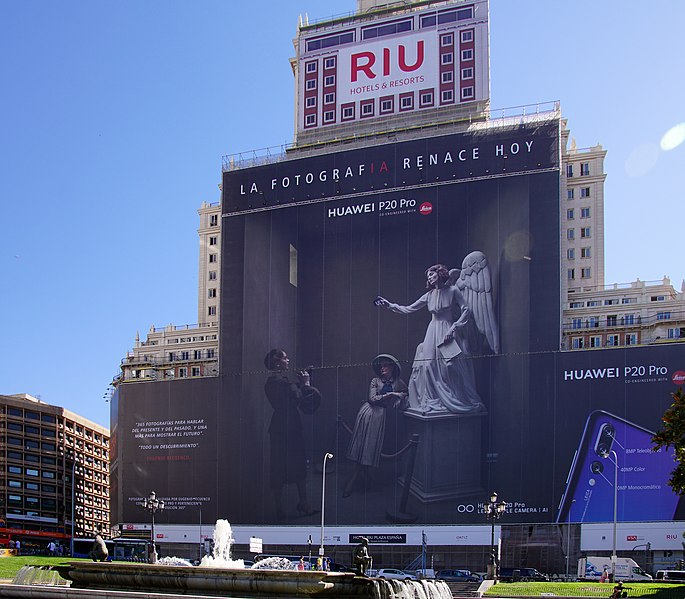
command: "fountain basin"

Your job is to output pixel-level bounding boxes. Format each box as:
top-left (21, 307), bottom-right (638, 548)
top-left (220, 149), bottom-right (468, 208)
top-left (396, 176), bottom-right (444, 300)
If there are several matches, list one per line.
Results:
top-left (50, 561), bottom-right (440, 599)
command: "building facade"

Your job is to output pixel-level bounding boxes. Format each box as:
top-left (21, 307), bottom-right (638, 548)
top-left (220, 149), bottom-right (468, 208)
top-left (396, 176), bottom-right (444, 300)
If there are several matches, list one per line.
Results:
top-left (0, 393), bottom-right (110, 552)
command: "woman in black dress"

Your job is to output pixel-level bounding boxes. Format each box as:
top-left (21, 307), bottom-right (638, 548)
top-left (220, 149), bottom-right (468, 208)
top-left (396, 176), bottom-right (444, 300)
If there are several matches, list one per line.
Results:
top-left (264, 348), bottom-right (319, 519)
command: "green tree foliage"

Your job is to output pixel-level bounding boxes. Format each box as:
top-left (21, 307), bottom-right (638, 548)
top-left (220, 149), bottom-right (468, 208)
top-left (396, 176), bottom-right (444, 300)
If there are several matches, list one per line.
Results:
top-left (652, 388), bottom-right (685, 495)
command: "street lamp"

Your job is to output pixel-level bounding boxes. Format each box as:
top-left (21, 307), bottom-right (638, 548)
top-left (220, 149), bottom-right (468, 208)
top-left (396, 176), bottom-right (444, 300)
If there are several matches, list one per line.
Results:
top-left (308, 535), bottom-right (312, 570)
top-left (566, 499), bottom-right (576, 581)
top-left (610, 450), bottom-right (618, 582)
top-left (484, 491), bottom-right (507, 581)
top-left (142, 491), bottom-right (165, 563)
top-left (320, 453), bottom-right (334, 560)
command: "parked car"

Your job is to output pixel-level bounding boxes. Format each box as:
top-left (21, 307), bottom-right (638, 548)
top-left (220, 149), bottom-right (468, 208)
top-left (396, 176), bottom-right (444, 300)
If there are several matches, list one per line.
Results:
top-left (499, 567), bottom-right (548, 582)
top-left (436, 569), bottom-right (480, 582)
top-left (375, 568), bottom-right (418, 580)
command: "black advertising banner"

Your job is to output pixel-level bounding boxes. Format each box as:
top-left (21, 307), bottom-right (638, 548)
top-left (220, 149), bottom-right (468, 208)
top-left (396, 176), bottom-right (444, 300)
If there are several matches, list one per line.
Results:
top-left (112, 118), bottom-right (685, 529)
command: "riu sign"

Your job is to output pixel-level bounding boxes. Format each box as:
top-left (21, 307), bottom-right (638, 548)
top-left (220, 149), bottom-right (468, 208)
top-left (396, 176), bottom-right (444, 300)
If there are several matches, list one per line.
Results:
top-left (351, 41), bottom-right (424, 81)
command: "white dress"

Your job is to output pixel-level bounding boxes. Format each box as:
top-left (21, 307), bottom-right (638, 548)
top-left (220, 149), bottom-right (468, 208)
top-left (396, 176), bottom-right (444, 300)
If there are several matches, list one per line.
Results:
top-left (388, 285), bottom-right (485, 414)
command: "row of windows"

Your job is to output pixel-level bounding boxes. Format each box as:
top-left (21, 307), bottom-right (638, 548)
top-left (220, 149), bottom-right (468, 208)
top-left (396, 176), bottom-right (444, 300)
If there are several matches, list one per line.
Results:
top-left (167, 349), bottom-right (216, 361)
top-left (6, 479), bottom-right (57, 493)
top-left (4, 407), bottom-right (57, 423)
top-left (305, 85), bottom-right (476, 127)
top-left (568, 296), bottom-right (674, 308)
top-left (571, 333), bottom-right (638, 349)
top-left (566, 207), bottom-right (591, 219)
top-left (6, 450), bottom-right (56, 465)
top-left (305, 56), bottom-right (337, 73)
top-left (566, 227), bottom-right (591, 240)
top-left (4, 423), bottom-right (57, 437)
top-left (304, 6), bottom-right (475, 52)
top-left (567, 247), bottom-right (592, 260)
top-left (7, 465), bottom-right (57, 478)
top-left (567, 187), bottom-right (591, 199)
top-left (441, 30), bottom-right (473, 45)
top-left (568, 267), bottom-right (592, 280)
top-left (566, 162), bottom-right (591, 177)
top-left (7, 437), bottom-right (56, 452)
top-left (570, 314), bottom-right (640, 329)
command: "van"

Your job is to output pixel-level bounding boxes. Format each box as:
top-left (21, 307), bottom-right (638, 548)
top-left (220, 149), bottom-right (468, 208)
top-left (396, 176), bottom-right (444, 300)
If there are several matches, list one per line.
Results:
top-left (655, 570), bottom-right (685, 582)
top-left (499, 567), bottom-right (548, 582)
top-left (436, 569), bottom-right (480, 582)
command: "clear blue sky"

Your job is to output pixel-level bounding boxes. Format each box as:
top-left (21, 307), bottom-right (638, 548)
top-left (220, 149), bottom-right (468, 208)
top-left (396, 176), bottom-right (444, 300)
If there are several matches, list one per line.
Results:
top-left (2, 0), bottom-right (683, 428)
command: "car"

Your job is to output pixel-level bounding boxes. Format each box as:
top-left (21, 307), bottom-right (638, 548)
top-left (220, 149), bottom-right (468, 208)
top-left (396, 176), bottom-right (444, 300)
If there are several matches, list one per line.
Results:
top-left (436, 569), bottom-right (481, 582)
top-left (375, 568), bottom-right (418, 580)
top-left (499, 567), bottom-right (549, 582)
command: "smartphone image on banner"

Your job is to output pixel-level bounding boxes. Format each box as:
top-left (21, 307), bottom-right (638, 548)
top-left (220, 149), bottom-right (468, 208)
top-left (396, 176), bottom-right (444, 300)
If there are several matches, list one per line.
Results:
top-left (556, 410), bottom-right (681, 523)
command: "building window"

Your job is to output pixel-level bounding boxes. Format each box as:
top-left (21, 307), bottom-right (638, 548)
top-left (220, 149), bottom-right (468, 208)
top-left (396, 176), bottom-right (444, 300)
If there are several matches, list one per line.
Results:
top-left (651, 295), bottom-right (666, 302)
top-left (441, 33), bottom-right (453, 46)
top-left (194, 350), bottom-right (202, 360)
top-left (360, 100), bottom-right (374, 116)
top-left (461, 49), bottom-right (473, 61)
top-left (572, 318), bottom-right (582, 329)
top-left (461, 86), bottom-right (474, 99)
top-left (208, 288), bottom-right (217, 298)
top-left (607, 315), bottom-right (618, 326)
top-left (441, 52), bottom-right (454, 65)
top-left (207, 349), bottom-right (215, 359)
top-left (441, 89), bottom-right (454, 103)
top-left (208, 306), bottom-right (217, 316)
top-left (209, 254), bottom-right (217, 263)
top-left (587, 300), bottom-right (601, 307)
top-left (324, 93), bottom-right (335, 104)
top-left (625, 334), bottom-right (637, 345)
top-left (420, 90), bottom-right (434, 106)
top-left (581, 247), bottom-right (591, 258)
top-left (580, 227), bottom-right (591, 238)
top-left (581, 267), bottom-right (591, 279)
top-left (178, 368), bottom-right (187, 378)
top-left (572, 337), bottom-right (585, 349)
top-left (210, 214), bottom-right (218, 226)
top-left (621, 297), bottom-right (637, 304)
top-left (380, 97), bottom-right (393, 113)
top-left (668, 328), bottom-right (682, 339)
top-left (400, 94), bottom-right (413, 110)
top-left (567, 208), bottom-right (574, 220)
top-left (567, 189), bottom-right (574, 200)
top-left (607, 335), bottom-right (619, 347)
top-left (581, 207), bottom-right (591, 218)
top-left (323, 110), bottom-right (335, 123)
top-left (625, 314), bottom-right (635, 325)
top-left (567, 248), bottom-right (575, 260)
top-left (657, 312), bottom-right (672, 320)
top-left (441, 71), bottom-right (453, 83)
top-left (590, 336), bottom-right (602, 348)
top-left (461, 67), bottom-right (473, 79)
top-left (306, 61), bottom-right (317, 73)
top-left (581, 162), bottom-right (590, 176)
top-left (209, 271), bottom-right (217, 280)
top-left (566, 164), bottom-right (573, 177)
top-left (605, 299), bottom-right (619, 306)
top-left (570, 301), bottom-right (583, 308)
top-left (341, 104), bottom-right (354, 120)
top-left (209, 236), bottom-right (217, 246)
top-left (324, 57), bottom-right (336, 69)
top-left (324, 75), bottom-right (335, 86)
top-left (305, 114), bottom-right (316, 126)
top-left (581, 187), bottom-right (591, 197)
top-left (181, 351), bottom-right (190, 360)
top-left (568, 268), bottom-right (575, 280)
top-left (588, 317), bottom-right (599, 328)
top-left (191, 367), bottom-right (201, 377)
top-left (306, 96), bottom-right (316, 108)
top-left (567, 228), bottom-right (575, 240)
top-left (306, 79), bottom-right (316, 90)
top-left (461, 30), bottom-right (473, 42)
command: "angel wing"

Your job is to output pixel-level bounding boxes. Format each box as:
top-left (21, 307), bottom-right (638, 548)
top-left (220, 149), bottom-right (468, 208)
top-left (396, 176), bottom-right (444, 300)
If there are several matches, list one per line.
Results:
top-left (453, 251), bottom-right (499, 354)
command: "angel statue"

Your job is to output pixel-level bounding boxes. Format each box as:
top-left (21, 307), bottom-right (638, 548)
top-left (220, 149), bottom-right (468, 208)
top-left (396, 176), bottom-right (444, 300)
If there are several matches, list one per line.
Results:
top-left (375, 251), bottom-right (499, 414)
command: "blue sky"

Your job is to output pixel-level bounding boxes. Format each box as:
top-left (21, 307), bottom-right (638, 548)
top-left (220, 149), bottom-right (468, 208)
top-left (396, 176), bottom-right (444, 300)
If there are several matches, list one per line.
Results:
top-left (2, 0), bottom-right (684, 428)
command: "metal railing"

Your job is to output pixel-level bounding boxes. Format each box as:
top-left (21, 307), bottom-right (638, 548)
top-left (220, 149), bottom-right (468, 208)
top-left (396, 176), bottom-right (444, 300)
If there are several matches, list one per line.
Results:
top-left (222, 101), bottom-right (560, 172)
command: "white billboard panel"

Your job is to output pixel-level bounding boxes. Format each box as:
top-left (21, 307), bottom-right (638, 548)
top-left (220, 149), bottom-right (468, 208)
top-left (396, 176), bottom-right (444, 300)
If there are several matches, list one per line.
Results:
top-left (336, 30), bottom-right (439, 105)
top-left (581, 522), bottom-right (685, 552)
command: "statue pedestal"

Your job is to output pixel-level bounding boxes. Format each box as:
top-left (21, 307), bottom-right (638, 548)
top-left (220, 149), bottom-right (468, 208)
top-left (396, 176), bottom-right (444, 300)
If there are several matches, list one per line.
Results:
top-left (402, 409), bottom-right (485, 502)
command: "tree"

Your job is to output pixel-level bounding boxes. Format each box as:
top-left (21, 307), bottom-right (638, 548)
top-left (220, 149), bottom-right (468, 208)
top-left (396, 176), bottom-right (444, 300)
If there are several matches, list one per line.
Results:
top-left (652, 388), bottom-right (685, 495)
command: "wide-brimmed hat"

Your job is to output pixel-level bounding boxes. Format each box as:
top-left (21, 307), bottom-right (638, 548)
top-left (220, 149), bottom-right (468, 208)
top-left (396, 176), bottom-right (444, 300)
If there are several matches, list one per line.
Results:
top-left (372, 354), bottom-right (401, 377)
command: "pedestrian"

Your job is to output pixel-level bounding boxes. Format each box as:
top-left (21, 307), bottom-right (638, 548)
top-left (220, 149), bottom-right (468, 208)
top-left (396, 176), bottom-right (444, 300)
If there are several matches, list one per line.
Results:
top-left (15, 540), bottom-right (20, 555)
top-left (297, 557), bottom-right (305, 571)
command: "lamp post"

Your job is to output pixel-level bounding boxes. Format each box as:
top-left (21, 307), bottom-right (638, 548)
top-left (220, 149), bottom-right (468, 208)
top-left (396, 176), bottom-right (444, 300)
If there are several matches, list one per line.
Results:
top-left (611, 450), bottom-right (618, 582)
top-left (308, 535), bottom-right (312, 570)
top-left (142, 491), bottom-right (165, 563)
top-left (566, 499), bottom-right (576, 581)
top-left (484, 491), bottom-right (507, 581)
top-left (320, 453), bottom-right (333, 560)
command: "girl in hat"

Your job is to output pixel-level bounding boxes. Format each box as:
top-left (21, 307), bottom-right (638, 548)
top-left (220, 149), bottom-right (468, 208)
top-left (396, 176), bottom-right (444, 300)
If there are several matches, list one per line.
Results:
top-left (344, 354), bottom-right (408, 497)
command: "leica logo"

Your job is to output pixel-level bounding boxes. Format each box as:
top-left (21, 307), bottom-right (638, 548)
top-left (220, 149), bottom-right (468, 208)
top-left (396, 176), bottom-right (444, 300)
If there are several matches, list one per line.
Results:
top-left (419, 202), bottom-right (433, 215)
top-left (672, 371), bottom-right (685, 385)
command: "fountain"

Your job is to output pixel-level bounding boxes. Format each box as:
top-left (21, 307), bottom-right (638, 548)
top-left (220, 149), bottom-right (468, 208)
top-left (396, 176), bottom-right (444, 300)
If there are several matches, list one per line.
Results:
top-left (6, 520), bottom-right (454, 599)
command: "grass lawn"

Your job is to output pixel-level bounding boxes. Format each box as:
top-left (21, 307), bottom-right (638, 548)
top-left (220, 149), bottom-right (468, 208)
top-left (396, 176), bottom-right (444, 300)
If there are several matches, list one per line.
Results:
top-left (0, 556), bottom-right (91, 581)
top-left (484, 581), bottom-right (685, 598)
